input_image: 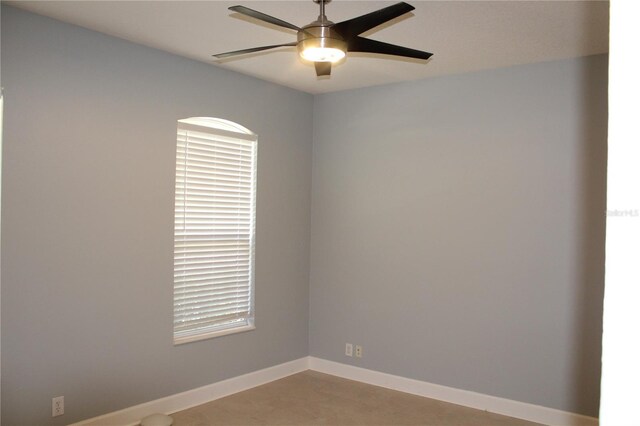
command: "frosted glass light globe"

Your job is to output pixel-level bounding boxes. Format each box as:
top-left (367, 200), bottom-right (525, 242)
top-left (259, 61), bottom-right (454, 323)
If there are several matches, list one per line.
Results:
top-left (300, 46), bottom-right (346, 63)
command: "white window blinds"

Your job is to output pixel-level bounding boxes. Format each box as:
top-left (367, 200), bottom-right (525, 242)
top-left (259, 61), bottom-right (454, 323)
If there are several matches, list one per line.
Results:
top-left (174, 118), bottom-right (257, 344)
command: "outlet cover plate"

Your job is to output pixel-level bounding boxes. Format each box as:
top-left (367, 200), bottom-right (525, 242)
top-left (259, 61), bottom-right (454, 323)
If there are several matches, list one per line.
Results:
top-left (355, 345), bottom-right (363, 358)
top-left (52, 396), bottom-right (64, 417)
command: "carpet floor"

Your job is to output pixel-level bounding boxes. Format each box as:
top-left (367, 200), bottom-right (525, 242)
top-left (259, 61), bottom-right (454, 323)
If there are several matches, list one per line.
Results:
top-left (171, 370), bottom-right (540, 425)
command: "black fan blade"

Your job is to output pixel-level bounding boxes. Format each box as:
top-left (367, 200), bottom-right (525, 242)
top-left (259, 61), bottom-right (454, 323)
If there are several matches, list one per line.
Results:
top-left (315, 62), bottom-right (331, 76)
top-left (213, 42), bottom-right (297, 59)
top-left (229, 5), bottom-right (301, 31)
top-left (332, 2), bottom-right (414, 38)
top-left (347, 36), bottom-right (432, 60)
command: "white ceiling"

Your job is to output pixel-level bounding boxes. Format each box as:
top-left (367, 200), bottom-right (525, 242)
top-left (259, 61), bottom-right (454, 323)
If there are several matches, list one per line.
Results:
top-left (8, 0), bottom-right (609, 94)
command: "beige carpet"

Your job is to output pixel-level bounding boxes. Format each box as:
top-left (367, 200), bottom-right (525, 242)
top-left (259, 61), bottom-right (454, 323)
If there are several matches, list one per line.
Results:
top-left (171, 370), bottom-right (540, 425)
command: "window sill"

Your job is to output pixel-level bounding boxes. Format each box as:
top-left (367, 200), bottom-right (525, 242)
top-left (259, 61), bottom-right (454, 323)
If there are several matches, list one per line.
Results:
top-left (174, 322), bottom-right (255, 345)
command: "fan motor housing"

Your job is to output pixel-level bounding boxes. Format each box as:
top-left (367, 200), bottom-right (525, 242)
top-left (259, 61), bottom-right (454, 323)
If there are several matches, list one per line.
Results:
top-left (297, 23), bottom-right (347, 58)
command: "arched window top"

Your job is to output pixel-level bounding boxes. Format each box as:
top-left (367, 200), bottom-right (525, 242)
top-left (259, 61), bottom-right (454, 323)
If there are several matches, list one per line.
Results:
top-left (178, 117), bottom-right (255, 136)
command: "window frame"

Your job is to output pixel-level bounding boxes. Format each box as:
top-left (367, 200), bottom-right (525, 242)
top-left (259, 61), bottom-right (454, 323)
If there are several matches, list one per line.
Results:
top-left (173, 117), bottom-right (257, 345)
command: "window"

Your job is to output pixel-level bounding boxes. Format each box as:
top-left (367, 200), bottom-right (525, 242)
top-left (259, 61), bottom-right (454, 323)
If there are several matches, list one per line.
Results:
top-left (173, 117), bottom-right (257, 344)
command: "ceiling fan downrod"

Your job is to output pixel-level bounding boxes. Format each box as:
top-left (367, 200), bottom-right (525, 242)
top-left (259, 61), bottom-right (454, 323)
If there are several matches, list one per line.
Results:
top-left (314, 0), bottom-right (330, 23)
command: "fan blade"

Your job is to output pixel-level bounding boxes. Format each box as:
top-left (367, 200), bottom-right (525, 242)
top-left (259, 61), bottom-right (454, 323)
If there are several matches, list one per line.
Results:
top-left (229, 5), bottom-right (301, 31)
top-left (347, 36), bottom-right (432, 60)
top-left (315, 62), bottom-right (331, 76)
top-left (332, 2), bottom-right (414, 38)
top-left (213, 42), bottom-right (297, 59)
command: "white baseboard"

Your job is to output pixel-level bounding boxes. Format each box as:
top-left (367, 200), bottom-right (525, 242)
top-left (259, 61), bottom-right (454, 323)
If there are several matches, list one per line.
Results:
top-left (68, 357), bottom-right (309, 426)
top-left (308, 357), bottom-right (599, 426)
top-left (70, 356), bottom-right (598, 426)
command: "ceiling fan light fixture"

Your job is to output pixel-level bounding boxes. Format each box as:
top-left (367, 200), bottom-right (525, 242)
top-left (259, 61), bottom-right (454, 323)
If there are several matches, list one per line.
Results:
top-left (298, 37), bottom-right (346, 63)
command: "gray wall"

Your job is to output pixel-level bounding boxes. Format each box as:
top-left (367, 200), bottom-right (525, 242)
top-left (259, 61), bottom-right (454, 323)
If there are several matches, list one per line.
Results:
top-left (309, 55), bottom-right (608, 417)
top-left (0, 6), bottom-right (312, 425)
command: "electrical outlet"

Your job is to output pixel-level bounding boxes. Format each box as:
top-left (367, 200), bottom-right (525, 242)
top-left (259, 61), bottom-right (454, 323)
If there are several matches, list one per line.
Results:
top-left (52, 396), bottom-right (64, 417)
top-left (355, 345), bottom-right (363, 358)
top-left (345, 343), bottom-right (353, 357)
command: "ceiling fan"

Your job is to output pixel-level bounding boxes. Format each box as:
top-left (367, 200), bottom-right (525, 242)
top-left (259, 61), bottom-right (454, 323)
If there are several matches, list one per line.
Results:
top-left (213, 0), bottom-right (433, 76)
